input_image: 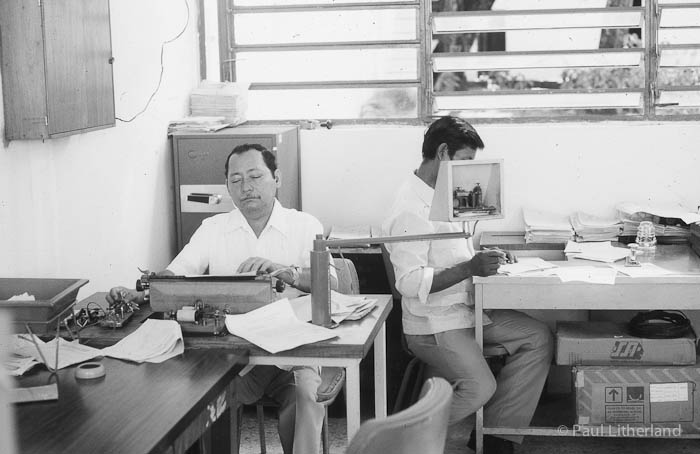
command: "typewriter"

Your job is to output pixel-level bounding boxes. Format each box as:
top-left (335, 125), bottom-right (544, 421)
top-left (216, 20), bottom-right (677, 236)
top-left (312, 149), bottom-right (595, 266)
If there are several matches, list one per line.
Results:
top-left (137, 271), bottom-right (282, 336)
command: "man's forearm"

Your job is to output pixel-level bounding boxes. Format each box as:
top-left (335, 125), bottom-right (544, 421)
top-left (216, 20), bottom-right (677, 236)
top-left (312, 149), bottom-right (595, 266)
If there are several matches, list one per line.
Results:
top-left (429, 261), bottom-right (473, 293)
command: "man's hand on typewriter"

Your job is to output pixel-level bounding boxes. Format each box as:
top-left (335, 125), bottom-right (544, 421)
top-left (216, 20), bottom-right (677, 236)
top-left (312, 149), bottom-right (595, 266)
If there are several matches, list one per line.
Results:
top-left (106, 286), bottom-right (144, 306)
top-left (237, 257), bottom-right (295, 285)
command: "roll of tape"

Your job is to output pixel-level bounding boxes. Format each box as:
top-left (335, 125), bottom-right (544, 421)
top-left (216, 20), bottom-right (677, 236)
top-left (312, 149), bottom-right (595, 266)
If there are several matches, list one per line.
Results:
top-left (75, 362), bottom-right (106, 380)
top-left (176, 308), bottom-right (196, 322)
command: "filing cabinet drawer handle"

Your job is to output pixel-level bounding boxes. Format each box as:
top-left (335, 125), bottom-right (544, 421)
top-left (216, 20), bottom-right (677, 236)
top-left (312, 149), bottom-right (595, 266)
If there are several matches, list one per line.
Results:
top-left (187, 193), bottom-right (223, 204)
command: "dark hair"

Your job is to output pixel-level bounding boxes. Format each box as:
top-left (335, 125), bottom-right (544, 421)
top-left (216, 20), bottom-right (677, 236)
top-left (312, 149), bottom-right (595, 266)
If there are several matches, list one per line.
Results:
top-left (225, 143), bottom-right (277, 177)
top-left (421, 116), bottom-right (484, 160)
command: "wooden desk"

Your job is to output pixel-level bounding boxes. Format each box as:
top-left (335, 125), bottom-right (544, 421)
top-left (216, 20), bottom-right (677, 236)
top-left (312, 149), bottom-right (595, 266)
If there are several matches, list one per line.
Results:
top-left (15, 350), bottom-right (248, 454)
top-left (472, 245), bottom-right (700, 453)
top-left (77, 294), bottom-right (393, 440)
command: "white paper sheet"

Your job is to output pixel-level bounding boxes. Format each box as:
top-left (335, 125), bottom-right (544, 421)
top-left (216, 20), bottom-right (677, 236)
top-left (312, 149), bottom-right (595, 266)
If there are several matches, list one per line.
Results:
top-left (609, 262), bottom-right (677, 278)
top-left (101, 319), bottom-right (184, 363)
top-left (498, 257), bottom-right (557, 276)
top-left (565, 241), bottom-right (629, 263)
top-left (225, 298), bottom-right (337, 354)
top-left (553, 266), bottom-right (618, 284)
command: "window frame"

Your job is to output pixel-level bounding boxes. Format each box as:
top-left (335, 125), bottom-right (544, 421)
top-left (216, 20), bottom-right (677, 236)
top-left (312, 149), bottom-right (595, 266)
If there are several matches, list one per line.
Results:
top-left (214, 0), bottom-right (700, 123)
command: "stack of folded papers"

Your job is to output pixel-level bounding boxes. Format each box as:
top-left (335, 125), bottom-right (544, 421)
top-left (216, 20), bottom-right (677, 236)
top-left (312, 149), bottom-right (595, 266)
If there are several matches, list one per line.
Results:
top-left (564, 240), bottom-right (630, 263)
top-left (523, 208), bottom-right (575, 244)
top-left (190, 81), bottom-right (248, 125)
top-left (290, 292), bottom-right (378, 325)
top-left (570, 212), bottom-right (622, 242)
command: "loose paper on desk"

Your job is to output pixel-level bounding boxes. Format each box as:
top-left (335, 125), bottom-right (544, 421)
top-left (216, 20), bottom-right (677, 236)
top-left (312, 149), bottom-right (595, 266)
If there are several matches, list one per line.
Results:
top-left (225, 298), bottom-right (337, 354)
top-left (5, 335), bottom-right (101, 373)
top-left (564, 241), bottom-right (629, 263)
top-left (101, 319), bottom-right (184, 363)
top-left (609, 262), bottom-right (676, 278)
top-left (289, 291), bottom-right (377, 324)
top-left (498, 257), bottom-right (557, 276)
top-left (552, 266), bottom-right (618, 285)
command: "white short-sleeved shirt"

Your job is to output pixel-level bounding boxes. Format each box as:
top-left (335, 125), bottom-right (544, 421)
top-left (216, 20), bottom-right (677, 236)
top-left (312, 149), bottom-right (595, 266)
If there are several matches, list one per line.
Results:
top-left (382, 173), bottom-right (491, 335)
top-left (168, 200), bottom-right (323, 276)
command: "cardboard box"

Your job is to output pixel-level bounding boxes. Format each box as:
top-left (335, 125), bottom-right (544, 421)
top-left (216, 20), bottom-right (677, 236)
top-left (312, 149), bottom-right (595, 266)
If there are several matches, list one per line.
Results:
top-left (556, 321), bottom-right (697, 366)
top-left (574, 364), bottom-right (700, 434)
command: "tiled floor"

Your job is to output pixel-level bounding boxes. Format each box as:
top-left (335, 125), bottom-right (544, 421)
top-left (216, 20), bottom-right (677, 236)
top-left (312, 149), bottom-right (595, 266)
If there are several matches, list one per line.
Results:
top-left (237, 396), bottom-right (700, 454)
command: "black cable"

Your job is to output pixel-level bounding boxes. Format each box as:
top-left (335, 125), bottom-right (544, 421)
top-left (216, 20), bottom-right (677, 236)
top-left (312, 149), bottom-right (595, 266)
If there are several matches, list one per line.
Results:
top-left (116, 0), bottom-right (190, 122)
top-left (628, 310), bottom-right (692, 339)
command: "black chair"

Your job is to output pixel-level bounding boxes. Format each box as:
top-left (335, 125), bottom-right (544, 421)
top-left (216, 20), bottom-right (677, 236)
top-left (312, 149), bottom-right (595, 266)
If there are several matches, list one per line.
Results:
top-left (345, 377), bottom-right (453, 454)
top-left (251, 258), bottom-right (359, 454)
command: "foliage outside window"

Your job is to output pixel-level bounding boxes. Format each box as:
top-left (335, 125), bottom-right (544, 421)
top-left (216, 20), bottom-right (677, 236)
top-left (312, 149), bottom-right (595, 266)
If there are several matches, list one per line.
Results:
top-left (221, 0), bottom-right (700, 121)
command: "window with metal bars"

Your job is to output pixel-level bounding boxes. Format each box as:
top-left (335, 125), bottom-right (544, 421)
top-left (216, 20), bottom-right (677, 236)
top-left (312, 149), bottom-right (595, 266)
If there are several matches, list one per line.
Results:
top-left (218, 0), bottom-right (700, 121)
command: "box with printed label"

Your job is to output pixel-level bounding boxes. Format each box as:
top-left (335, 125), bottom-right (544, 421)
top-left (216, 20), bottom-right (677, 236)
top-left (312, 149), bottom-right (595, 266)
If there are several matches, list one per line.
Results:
top-left (556, 321), bottom-right (697, 366)
top-left (574, 364), bottom-right (700, 434)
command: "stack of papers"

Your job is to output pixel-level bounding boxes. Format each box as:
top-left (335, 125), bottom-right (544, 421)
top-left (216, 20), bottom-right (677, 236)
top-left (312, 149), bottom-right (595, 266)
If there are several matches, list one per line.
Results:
top-left (523, 208), bottom-right (574, 244)
top-left (498, 257), bottom-right (557, 276)
top-left (168, 116), bottom-right (231, 134)
top-left (564, 241), bottom-right (630, 263)
top-left (617, 202), bottom-right (697, 241)
top-left (290, 291), bottom-right (378, 325)
top-left (190, 81), bottom-right (248, 125)
top-left (225, 299), bottom-right (336, 354)
top-left (570, 212), bottom-right (622, 242)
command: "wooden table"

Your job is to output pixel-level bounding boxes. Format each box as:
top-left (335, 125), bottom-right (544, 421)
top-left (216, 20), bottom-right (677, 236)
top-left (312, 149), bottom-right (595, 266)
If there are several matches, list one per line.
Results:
top-left (472, 244), bottom-right (700, 453)
top-left (14, 349), bottom-right (248, 454)
top-left (77, 293), bottom-right (393, 440)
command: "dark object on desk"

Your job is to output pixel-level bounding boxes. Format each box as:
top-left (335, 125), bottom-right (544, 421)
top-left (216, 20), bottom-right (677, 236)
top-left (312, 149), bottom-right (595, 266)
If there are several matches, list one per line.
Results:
top-left (479, 231), bottom-right (566, 261)
top-left (346, 377), bottom-right (452, 454)
top-left (629, 310), bottom-right (693, 339)
top-left (0, 278), bottom-right (88, 323)
top-left (618, 235), bottom-right (689, 245)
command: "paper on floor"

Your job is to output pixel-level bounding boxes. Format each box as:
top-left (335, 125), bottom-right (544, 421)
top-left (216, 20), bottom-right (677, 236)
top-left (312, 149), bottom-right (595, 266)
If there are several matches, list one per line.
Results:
top-left (226, 298), bottom-right (337, 354)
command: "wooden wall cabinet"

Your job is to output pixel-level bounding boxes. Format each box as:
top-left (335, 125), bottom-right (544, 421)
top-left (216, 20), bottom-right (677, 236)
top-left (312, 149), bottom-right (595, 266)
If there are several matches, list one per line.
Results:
top-left (0, 0), bottom-right (115, 140)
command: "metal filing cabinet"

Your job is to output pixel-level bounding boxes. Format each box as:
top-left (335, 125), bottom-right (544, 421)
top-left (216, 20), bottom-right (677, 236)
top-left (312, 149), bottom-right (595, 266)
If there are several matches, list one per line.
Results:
top-left (171, 125), bottom-right (300, 252)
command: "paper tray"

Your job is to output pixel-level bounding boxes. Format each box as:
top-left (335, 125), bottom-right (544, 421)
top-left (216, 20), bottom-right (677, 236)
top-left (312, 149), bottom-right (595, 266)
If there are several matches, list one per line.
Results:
top-left (0, 278), bottom-right (89, 322)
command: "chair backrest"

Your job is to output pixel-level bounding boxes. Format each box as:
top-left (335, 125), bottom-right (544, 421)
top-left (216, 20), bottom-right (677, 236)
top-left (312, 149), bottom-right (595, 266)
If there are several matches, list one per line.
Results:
top-left (379, 244), bottom-right (401, 301)
top-left (332, 257), bottom-right (360, 295)
top-left (345, 377), bottom-right (453, 454)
